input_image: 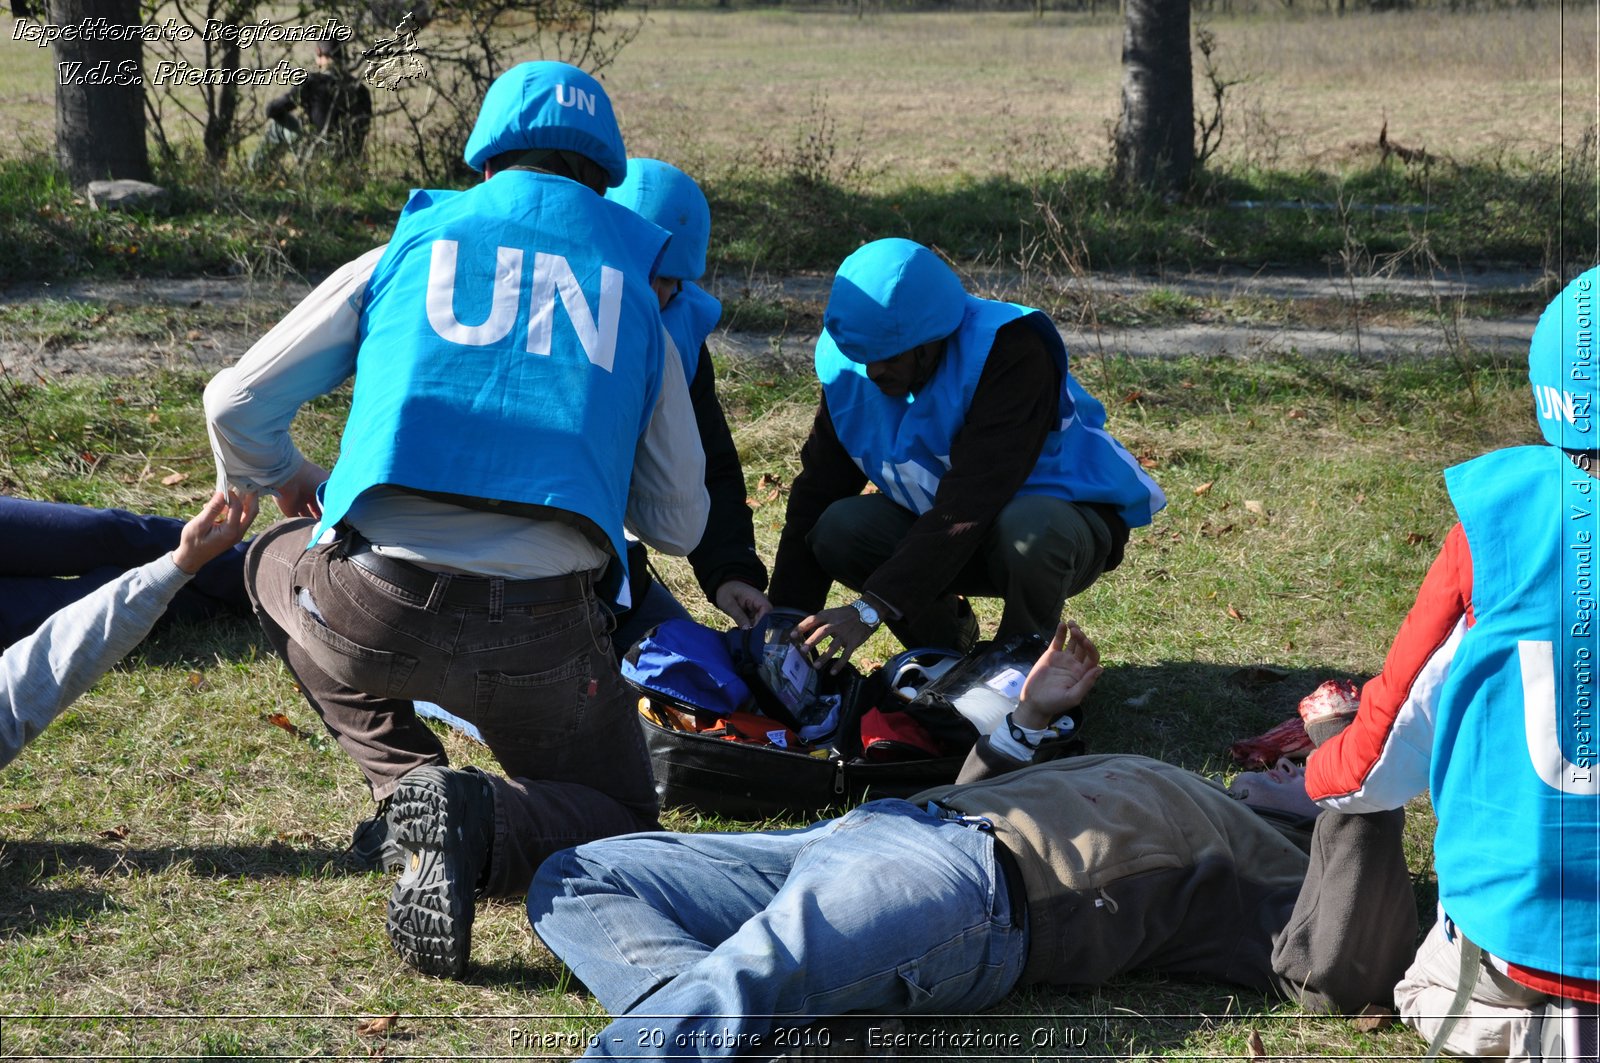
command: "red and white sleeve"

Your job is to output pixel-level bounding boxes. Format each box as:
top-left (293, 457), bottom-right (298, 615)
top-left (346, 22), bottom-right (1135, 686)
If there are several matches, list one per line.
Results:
top-left (1306, 523), bottom-right (1474, 812)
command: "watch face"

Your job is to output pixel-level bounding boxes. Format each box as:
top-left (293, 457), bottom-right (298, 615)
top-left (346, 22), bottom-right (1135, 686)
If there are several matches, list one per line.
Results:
top-left (853, 599), bottom-right (879, 626)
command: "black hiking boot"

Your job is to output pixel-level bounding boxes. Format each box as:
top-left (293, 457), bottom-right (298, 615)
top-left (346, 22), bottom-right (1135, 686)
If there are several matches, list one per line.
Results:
top-left (384, 766), bottom-right (493, 979)
top-left (349, 795), bottom-right (404, 873)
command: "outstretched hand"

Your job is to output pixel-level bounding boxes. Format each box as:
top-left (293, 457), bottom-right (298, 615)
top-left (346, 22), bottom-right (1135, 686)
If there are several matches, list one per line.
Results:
top-left (172, 491), bottom-right (258, 574)
top-left (714, 581), bottom-right (773, 630)
top-left (792, 605), bottom-right (873, 674)
top-left (1014, 620), bottom-right (1103, 730)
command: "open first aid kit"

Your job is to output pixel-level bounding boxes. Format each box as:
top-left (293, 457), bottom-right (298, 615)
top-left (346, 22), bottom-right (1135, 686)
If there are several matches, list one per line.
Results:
top-left (621, 611), bottom-right (1083, 819)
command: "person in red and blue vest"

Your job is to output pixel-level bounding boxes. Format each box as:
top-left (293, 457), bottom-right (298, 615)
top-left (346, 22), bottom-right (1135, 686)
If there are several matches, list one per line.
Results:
top-left (1305, 267), bottom-right (1600, 1059)
top-left (205, 62), bottom-right (709, 980)
top-left (602, 159), bottom-right (772, 653)
top-left (768, 238), bottom-right (1165, 668)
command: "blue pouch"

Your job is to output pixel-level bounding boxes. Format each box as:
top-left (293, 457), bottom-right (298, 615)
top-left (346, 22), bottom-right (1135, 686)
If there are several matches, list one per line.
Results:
top-left (621, 618), bottom-right (754, 718)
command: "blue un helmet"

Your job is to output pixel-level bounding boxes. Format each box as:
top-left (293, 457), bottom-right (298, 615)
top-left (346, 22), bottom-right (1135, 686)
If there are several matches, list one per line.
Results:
top-left (606, 159), bottom-right (711, 281)
top-left (1528, 266), bottom-right (1600, 450)
top-left (462, 61), bottom-right (628, 187)
top-left (822, 238), bottom-right (968, 364)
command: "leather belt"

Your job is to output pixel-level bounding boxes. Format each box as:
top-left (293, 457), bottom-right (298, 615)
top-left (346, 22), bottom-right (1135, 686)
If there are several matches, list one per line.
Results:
top-left (344, 537), bottom-right (591, 609)
top-left (991, 835), bottom-right (1029, 929)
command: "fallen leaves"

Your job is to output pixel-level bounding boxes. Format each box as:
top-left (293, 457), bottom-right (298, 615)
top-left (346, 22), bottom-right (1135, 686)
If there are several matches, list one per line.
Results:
top-left (357, 1013), bottom-right (399, 1038)
top-left (1353, 1004), bottom-right (1398, 1032)
top-left (265, 712), bottom-right (315, 743)
top-left (99, 824), bottom-right (131, 841)
top-left (746, 472), bottom-right (785, 507)
top-left (1193, 481), bottom-right (1214, 496)
top-left (160, 472), bottom-right (187, 486)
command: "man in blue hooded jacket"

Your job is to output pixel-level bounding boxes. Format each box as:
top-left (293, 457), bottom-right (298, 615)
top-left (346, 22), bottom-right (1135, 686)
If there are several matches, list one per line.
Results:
top-left (205, 62), bottom-right (709, 980)
top-left (769, 238), bottom-right (1165, 667)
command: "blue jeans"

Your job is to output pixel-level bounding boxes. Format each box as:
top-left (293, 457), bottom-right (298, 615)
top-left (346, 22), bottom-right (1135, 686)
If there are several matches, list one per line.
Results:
top-left (0, 497), bottom-right (250, 649)
top-left (529, 799), bottom-right (1028, 1059)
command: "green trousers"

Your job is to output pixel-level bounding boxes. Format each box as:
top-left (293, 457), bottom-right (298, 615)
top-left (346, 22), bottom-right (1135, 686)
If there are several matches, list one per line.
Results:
top-left (806, 493), bottom-right (1114, 650)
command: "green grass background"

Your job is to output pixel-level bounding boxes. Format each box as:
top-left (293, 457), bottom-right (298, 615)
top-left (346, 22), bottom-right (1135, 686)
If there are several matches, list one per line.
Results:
top-left (0, 4), bottom-right (1586, 1058)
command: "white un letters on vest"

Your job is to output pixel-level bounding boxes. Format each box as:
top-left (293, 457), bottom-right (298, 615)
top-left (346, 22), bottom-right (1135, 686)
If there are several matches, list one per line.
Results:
top-left (1517, 640), bottom-right (1600, 795)
top-left (425, 239), bottom-right (623, 373)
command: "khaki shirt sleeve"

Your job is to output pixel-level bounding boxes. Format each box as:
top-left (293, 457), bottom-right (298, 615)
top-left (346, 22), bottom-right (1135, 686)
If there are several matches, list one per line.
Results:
top-left (203, 244), bottom-right (386, 494)
top-left (625, 324), bottom-right (710, 556)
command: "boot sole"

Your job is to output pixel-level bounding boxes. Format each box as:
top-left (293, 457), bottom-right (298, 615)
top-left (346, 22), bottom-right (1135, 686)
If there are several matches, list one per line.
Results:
top-left (384, 772), bottom-right (476, 979)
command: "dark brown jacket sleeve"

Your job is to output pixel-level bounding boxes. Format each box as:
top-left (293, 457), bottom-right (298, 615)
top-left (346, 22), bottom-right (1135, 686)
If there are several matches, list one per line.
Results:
top-left (767, 390), bottom-right (866, 612)
top-left (684, 343), bottom-right (768, 601)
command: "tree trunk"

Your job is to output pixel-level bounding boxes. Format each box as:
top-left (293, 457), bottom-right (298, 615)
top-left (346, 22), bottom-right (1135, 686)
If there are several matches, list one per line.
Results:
top-left (202, 31), bottom-right (241, 164)
top-left (50, 0), bottom-right (150, 186)
top-left (1111, 0), bottom-right (1192, 195)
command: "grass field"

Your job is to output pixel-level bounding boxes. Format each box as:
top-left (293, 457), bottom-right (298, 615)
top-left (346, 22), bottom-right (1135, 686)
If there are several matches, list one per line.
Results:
top-left (1, 7), bottom-right (1596, 283)
top-left (0, 340), bottom-right (1538, 1060)
top-left (3, 8), bottom-right (1594, 169)
top-left (607, 7), bottom-right (1595, 173)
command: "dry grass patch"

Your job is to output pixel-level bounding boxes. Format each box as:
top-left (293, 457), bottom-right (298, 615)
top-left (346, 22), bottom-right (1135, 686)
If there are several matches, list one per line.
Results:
top-left (2, 8), bottom-right (1592, 177)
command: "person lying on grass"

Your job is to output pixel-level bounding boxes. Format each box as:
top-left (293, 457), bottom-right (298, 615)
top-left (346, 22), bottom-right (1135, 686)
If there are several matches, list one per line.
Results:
top-left (0, 495), bottom-right (254, 652)
top-left (528, 620), bottom-right (1418, 1061)
top-left (0, 490), bottom-right (257, 769)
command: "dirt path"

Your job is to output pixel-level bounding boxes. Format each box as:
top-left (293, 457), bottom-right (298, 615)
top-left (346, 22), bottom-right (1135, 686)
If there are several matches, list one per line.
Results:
top-left (0, 264), bottom-right (1549, 379)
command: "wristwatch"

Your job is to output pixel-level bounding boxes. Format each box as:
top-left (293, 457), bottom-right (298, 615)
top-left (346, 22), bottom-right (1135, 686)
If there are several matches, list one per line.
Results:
top-left (1005, 710), bottom-right (1078, 750)
top-left (847, 597), bottom-right (881, 628)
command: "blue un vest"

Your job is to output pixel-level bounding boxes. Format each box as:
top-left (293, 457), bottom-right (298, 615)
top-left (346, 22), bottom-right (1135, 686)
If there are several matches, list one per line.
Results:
top-left (816, 297), bottom-right (1165, 527)
top-left (660, 281), bottom-right (721, 388)
top-left (1436, 446), bottom-right (1600, 979)
top-left (313, 171), bottom-right (670, 576)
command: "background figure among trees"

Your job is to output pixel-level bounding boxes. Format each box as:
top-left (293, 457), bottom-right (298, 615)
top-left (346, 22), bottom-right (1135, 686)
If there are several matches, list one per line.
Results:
top-left (251, 41), bottom-right (372, 173)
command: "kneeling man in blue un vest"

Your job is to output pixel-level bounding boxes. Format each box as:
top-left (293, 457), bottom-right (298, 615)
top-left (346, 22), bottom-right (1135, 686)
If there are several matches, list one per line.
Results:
top-left (767, 239), bottom-right (1165, 667)
top-left (204, 62), bottom-right (709, 979)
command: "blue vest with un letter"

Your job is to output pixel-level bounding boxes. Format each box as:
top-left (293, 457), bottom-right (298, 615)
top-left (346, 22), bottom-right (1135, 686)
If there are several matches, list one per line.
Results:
top-left (313, 171), bottom-right (670, 574)
top-left (816, 297), bottom-right (1165, 527)
top-left (1436, 446), bottom-right (1599, 979)
top-left (661, 281), bottom-right (721, 388)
